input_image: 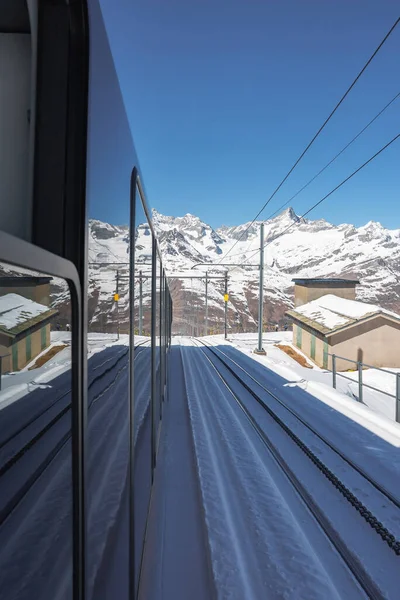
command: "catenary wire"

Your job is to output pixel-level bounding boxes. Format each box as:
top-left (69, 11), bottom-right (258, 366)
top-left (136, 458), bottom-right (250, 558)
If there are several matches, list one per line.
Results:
top-left (231, 131), bottom-right (400, 271)
top-left (234, 90), bottom-right (400, 259)
top-left (218, 16), bottom-right (400, 265)
top-left (263, 90), bottom-right (400, 223)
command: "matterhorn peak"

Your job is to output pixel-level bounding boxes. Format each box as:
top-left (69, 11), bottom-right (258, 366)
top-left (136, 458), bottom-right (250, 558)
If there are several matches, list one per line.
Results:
top-left (283, 206), bottom-right (298, 220)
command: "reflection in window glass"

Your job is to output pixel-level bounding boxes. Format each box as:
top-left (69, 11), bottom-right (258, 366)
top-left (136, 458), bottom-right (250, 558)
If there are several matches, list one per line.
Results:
top-left (155, 253), bottom-right (162, 426)
top-left (0, 263), bottom-right (73, 599)
top-left (85, 1), bottom-right (133, 596)
top-left (133, 195), bottom-right (152, 594)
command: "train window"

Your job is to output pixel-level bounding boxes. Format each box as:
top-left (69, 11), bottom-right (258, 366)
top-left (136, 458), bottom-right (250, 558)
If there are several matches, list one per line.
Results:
top-left (86, 1), bottom-right (135, 597)
top-left (0, 0), bottom-right (33, 240)
top-left (0, 262), bottom-right (73, 599)
top-left (155, 252), bottom-right (162, 425)
top-left (133, 189), bottom-right (152, 594)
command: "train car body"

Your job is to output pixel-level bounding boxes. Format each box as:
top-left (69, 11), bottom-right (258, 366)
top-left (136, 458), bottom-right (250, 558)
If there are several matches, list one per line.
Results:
top-left (0, 1), bottom-right (170, 598)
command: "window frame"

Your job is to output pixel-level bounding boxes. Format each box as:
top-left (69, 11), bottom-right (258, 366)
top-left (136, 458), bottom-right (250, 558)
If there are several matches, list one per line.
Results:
top-left (0, 229), bottom-right (85, 600)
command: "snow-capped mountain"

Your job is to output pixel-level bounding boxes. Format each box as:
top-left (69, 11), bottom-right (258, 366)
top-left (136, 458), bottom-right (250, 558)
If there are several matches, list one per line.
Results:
top-left (84, 208), bottom-right (400, 335)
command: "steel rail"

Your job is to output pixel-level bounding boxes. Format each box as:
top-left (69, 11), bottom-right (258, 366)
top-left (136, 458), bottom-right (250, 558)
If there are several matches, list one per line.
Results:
top-left (195, 339), bottom-right (400, 511)
top-left (194, 340), bottom-right (400, 556)
top-left (194, 341), bottom-right (385, 600)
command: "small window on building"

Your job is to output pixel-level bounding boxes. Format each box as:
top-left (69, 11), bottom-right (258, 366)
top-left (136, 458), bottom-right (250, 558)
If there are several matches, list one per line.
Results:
top-left (12, 343), bottom-right (18, 371)
top-left (41, 326), bottom-right (47, 350)
top-left (296, 325), bottom-right (302, 348)
top-left (26, 333), bottom-right (32, 362)
top-left (323, 341), bottom-right (328, 369)
top-left (310, 334), bottom-right (316, 360)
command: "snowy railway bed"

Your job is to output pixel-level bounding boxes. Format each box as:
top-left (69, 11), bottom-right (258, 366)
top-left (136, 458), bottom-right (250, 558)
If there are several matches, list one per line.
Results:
top-left (171, 339), bottom-right (400, 599)
top-left (194, 339), bottom-right (400, 514)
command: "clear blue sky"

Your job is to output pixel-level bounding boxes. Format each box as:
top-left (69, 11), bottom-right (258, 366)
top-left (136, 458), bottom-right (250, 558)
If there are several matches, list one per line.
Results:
top-left (99, 0), bottom-right (399, 230)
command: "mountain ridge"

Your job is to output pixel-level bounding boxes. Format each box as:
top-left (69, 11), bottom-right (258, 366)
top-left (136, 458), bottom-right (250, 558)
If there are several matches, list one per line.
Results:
top-left (85, 207), bottom-right (400, 334)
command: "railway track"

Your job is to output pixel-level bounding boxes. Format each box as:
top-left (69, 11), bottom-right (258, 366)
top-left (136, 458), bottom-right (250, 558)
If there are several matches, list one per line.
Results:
top-left (193, 338), bottom-right (400, 599)
top-left (195, 339), bottom-right (400, 511)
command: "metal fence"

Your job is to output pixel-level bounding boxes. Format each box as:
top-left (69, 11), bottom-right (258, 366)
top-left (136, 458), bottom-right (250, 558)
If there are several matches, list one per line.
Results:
top-left (330, 353), bottom-right (400, 423)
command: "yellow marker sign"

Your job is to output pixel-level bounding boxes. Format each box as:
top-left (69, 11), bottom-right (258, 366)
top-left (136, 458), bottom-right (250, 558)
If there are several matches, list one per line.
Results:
top-left (114, 293), bottom-right (119, 302)
top-left (224, 294), bottom-right (229, 302)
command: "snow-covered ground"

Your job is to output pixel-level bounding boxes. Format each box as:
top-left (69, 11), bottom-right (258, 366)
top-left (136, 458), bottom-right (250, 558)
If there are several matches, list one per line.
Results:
top-left (180, 345), bottom-right (363, 598)
top-left (175, 340), bottom-right (400, 598)
top-left (344, 366), bottom-right (400, 398)
top-left (200, 332), bottom-right (400, 426)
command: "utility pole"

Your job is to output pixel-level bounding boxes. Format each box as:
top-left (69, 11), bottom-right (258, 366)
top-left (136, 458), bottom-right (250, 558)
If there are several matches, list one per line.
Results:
top-left (205, 272), bottom-right (208, 336)
top-left (139, 270), bottom-right (143, 336)
top-left (224, 271), bottom-right (228, 340)
top-left (255, 224), bottom-right (266, 355)
top-left (167, 273), bottom-right (229, 336)
top-left (115, 270), bottom-right (120, 341)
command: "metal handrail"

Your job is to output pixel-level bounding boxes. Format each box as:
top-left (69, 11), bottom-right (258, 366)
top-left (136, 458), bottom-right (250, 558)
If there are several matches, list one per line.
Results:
top-left (328, 352), bottom-right (398, 376)
top-left (333, 372), bottom-right (396, 399)
top-left (328, 352), bottom-right (400, 423)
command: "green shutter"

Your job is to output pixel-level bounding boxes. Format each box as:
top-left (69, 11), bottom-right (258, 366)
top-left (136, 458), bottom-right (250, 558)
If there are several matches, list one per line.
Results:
top-left (26, 334), bottom-right (32, 362)
top-left (12, 344), bottom-right (18, 371)
top-left (310, 335), bottom-right (316, 360)
top-left (323, 341), bottom-right (328, 369)
top-left (41, 326), bottom-right (47, 350)
top-left (296, 326), bottom-right (302, 348)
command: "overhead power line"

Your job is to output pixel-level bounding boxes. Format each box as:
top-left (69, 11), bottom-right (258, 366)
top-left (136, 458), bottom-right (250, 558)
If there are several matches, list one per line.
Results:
top-left (220, 15), bottom-right (400, 264)
top-left (218, 90), bottom-right (400, 263)
top-left (235, 90), bottom-right (400, 260)
top-left (235, 131), bottom-right (400, 268)
top-left (262, 90), bottom-right (400, 222)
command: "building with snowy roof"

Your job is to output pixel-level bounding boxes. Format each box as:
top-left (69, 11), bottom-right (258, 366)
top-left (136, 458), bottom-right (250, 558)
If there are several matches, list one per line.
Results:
top-left (0, 293), bottom-right (58, 373)
top-left (286, 294), bottom-right (400, 370)
top-left (292, 277), bottom-right (360, 307)
top-left (0, 275), bottom-right (52, 306)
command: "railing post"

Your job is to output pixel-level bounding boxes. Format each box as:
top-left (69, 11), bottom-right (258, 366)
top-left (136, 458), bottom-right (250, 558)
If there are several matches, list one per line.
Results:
top-left (396, 373), bottom-right (400, 423)
top-left (358, 361), bottom-right (363, 403)
top-left (332, 354), bottom-right (336, 389)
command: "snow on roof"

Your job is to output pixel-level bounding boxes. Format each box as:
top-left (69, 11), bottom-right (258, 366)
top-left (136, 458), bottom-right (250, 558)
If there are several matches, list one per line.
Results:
top-left (0, 293), bottom-right (55, 334)
top-left (292, 278), bottom-right (359, 285)
top-left (288, 294), bottom-right (400, 334)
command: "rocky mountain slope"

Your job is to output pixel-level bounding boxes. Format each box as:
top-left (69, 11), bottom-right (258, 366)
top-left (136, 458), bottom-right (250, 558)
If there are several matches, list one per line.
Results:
top-left (86, 208), bottom-right (400, 335)
top-left (1, 208), bottom-right (398, 335)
